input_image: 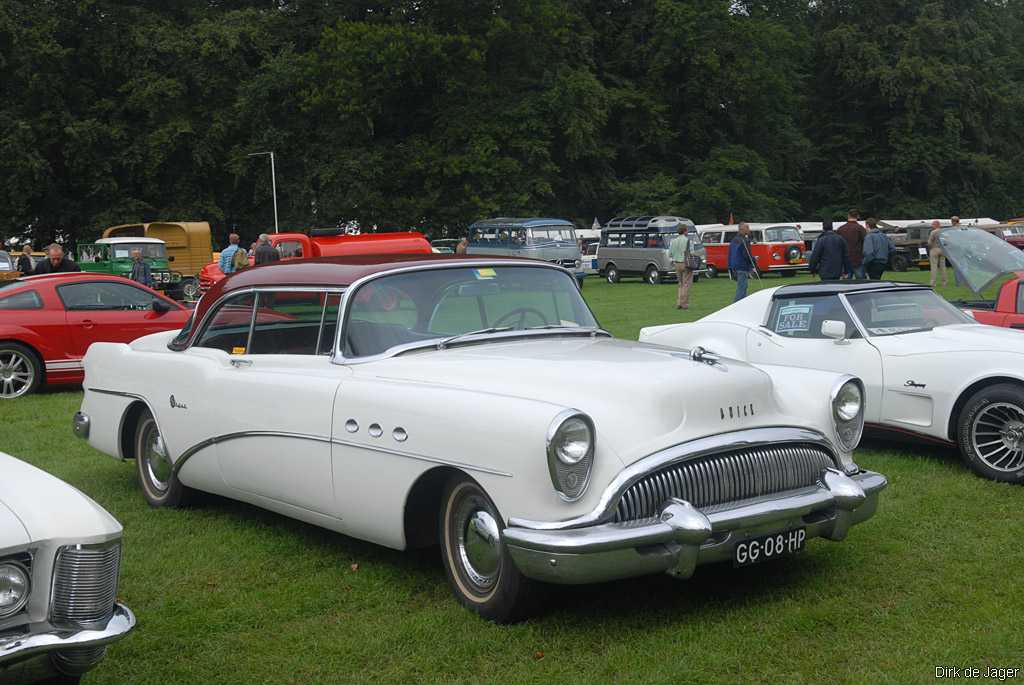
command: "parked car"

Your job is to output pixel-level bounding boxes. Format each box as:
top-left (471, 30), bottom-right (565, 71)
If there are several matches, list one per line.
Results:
top-left (76, 254), bottom-right (885, 622)
top-left (597, 216), bottom-right (706, 284)
top-left (889, 223), bottom-right (938, 271)
top-left (77, 237), bottom-right (185, 299)
top-left (0, 451), bottom-right (135, 683)
top-left (974, 223), bottom-right (1024, 251)
top-left (467, 218), bottom-right (585, 285)
top-left (698, 224), bottom-right (807, 277)
top-left (639, 279), bottom-right (1024, 483)
top-left (0, 273), bottom-right (190, 399)
top-left (198, 230), bottom-right (432, 293)
top-left (0, 251), bottom-right (15, 283)
top-left (942, 227), bottom-right (1024, 329)
top-left (430, 238), bottom-right (461, 254)
top-left (103, 221), bottom-right (214, 301)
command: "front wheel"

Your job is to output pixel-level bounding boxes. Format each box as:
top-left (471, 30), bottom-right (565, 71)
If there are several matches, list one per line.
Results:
top-left (956, 384), bottom-right (1024, 483)
top-left (604, 265), bottom-right (620, 284)
top-left (135, 410), bottom-right (191, 507)
top-left (644, 266), bottom-right (661, 285)
top-left (439, 477), bottom-right (537, 623)
top-left (706, 264), bottom-right (718, 278)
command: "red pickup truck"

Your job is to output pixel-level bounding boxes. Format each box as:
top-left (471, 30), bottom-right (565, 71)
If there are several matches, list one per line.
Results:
top-left (199, 230), bottom-right (432, 292)
top-left (940, 228), bottom-right (1024, 330)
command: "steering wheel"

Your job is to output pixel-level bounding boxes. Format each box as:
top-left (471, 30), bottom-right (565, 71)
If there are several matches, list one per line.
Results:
top-left (493, 307), bottom-right (551, 329)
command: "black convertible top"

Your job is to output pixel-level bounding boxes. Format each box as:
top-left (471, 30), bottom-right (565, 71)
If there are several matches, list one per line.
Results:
top-left (772, 281), bottom-right (930, 299)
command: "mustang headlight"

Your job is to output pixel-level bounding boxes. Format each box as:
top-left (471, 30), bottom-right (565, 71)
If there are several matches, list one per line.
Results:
top-left (831, 377), bottom-right (865, 458)
top-left (0, 561), bottom-right (30, 618)
top-left (546, 411), bottom-right (595, 501)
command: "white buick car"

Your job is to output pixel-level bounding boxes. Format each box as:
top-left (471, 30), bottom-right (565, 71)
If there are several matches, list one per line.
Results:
top-left (640, 279), bottom-right (1024, 483)
top-left (75, 255), bottom-right (886, 622)
top-left (0, 452), bottom-right (135, 683)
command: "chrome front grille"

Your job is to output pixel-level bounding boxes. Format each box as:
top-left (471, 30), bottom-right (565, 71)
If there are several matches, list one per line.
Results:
top-left (614, 444), bottom-right (835, 522)
top-left (50, 543), bottom-right (121, 626)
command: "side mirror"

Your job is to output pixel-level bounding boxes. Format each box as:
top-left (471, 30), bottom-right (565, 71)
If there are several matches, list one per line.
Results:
top-left (821, 319), bottom-right (848, 344)
top-left (152, 299), bottom-right (172, 315)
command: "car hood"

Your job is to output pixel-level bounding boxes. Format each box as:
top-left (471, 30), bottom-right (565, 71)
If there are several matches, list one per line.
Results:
top-left (871, 323), bottom-right (1024, 356)
top-left (360, 336), bottom-right (793, 465)
top-left (938, 228), bottom-right (1024, 294)
top-left (0, 452), bottom-right (121, 548)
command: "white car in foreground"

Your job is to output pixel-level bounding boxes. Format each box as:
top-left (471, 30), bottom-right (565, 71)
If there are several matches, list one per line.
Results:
top-left (75, 255), bottom-right (885, 622)
top-left (0, 452), bottom-right (134, 684)
top-left (640, 280), bottom-right (1024, 483)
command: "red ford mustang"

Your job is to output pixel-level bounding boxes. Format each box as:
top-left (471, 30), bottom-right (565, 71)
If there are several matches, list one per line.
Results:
top-left (0, 273), bottom-right (191, 398)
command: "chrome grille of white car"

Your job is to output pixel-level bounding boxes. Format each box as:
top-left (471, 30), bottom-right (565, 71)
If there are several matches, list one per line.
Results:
top-left (50, 543), bottom-right (121, 626)
top-left (614, 444), bottom-right (835, 522)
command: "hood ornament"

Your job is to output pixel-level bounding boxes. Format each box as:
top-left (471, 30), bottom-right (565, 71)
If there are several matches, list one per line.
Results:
top-left (689, 346), bottom-right (719, 366)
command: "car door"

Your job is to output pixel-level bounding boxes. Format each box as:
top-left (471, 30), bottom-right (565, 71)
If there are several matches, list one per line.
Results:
top-left (746, 293), bottom-right (885, 423)
top-left (187, 289), bottom-right (346, 514)
top-left (57, 280), bottom-right (181, 358)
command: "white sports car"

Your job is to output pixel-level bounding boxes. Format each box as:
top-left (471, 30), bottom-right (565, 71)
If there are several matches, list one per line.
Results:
top-left (75, 255), bottom-right (885, 622)
top-left (640, 280), bottom-right (1024, 483)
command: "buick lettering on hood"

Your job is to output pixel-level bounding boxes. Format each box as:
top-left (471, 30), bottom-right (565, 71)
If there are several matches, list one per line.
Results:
top-left (74, 255), bottom-right (886, 622)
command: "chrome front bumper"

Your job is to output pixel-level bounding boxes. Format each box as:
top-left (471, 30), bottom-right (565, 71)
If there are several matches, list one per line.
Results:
top-left (504, 469), bottom-right (886, 585)
top-left (72, 411), bottom-right (90, 439)
top-left (0, 603), bottom-right (135, 680)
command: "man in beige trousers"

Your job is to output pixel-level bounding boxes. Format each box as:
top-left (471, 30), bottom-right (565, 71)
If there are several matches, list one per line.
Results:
top-left (928, 220), bottom-right (948, 287)
top-left (668, 225), bottom-right (693, 309)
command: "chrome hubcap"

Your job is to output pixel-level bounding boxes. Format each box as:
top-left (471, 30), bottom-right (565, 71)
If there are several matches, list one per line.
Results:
top-left (0, 351), bottom-right (34, 399)
top-left (142, 423), bottom-right (172, 491)
top-left (457, 508), bottom-right (501, 590)
top-left (972, 402), bottom-right (1024, 472)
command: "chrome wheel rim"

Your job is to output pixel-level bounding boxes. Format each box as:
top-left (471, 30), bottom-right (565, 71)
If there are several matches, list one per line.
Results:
top-left (182, 279), bottom-right (199, 300)
top-left (971, 402), bottom-right (1024, 472)
top-left (455, 502), bottom-right (501, 592)
top-left (606, 269), bottom-right (616, 283)
top-left (141, 421), bottom-right (172, 491)
top-left (0, 350), bottom-right (34, 399)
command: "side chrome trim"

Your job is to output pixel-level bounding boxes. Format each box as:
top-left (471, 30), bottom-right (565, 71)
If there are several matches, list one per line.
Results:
top-left (168, 430), bottom-right (513, 479)
top-left (508, 426), bottom-right (838, 531)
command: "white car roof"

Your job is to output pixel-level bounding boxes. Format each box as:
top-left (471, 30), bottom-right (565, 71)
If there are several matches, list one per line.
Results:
top-left (95, 237), bottom-right (166, 245)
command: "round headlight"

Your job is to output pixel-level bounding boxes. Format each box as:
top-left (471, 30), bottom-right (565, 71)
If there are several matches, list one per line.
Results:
top-left (555, 417), bottom-right (591, 465)
top-left (834, 382), bottom-right (862, 422)
top-left (0, 562), bottom-right (30, 618)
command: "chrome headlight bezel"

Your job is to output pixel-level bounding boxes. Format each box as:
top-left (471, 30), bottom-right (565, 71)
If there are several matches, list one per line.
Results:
top-left (546, 410), bottom-right (595, 502)
top-left (831, 376), bottom-right (865, 460)
top-left (0, 560), bottom-right (31, 618)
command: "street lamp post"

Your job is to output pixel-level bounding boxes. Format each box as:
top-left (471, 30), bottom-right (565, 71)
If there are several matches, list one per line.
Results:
top-left (247, 151), bottom-right (279, 233)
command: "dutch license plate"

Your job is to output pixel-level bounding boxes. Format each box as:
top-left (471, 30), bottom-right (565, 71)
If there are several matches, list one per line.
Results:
top-left (734, 529), bottom-right (806, 567)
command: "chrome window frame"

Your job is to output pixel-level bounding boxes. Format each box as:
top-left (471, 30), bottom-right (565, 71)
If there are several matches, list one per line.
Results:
top-left (329, 261), bottom-right (606, 366)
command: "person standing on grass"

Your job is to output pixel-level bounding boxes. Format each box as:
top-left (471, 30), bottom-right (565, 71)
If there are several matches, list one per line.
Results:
top-left (456, 237), bottom-right (468, 255)
top-left (219, 233), bottom-right (242, 274)
top-left (837, 210), bottom-right (867, 279)
top-left (808, 220), bottom-right (851, 281)
top-left (928, 220), bottom-right (948, 288)
top-left (34, 243), bottom-right (81, 274)
top-left (129, 248), bottom-right (153, 288)
top-left (668, 224), bottom-right (693, 310)
top-left (254, 234), bottom-right (281, 266)
top-left (728, 222), bottom-right (756, 302)
top-left (861, 218), bottom-right (894, 280)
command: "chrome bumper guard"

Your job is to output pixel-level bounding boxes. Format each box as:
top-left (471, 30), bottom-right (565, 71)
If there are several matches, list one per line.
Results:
top-left (72, 411), bottom-right (90, 439)
top-left (504, 468), bottom-right (886, 585)
top-left (0, 603), bottom-right (135, 677)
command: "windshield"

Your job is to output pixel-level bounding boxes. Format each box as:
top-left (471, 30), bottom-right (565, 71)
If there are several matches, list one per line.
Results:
top-left (342, 265), bottom-right (598, 358)
top-left (846, 289), bottom-right (973, 336)
top-left (110, 243), bottom-right (167, 260)
top-left (938, 228), bottom-right (1024, 294)
top-left (0, 253), bottom-right (11, 270)
top-left (763, 227), bottom-right (801, 243)
top-left (528, 226), bottom-right (576, 244)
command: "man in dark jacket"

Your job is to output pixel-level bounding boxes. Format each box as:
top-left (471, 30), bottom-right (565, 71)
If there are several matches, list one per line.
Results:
top-left (837, 210), bottom-right (867, 279)
top-left (861, 218), bottom-right (894, 280)
top-left (254, 233), bottom-right (281, 266)
top-left (728, 222), bottom-right (757, 301)
top-left (129, 248), bottom-right (153, 287)
top-left (808, 221), bottom-right (851, 281)
top-left (16, 245), bottom-right (34, 275)
top-left (34, 244), bottom-right (81, 274)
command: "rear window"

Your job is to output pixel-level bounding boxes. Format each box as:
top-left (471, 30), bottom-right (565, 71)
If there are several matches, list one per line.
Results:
top-left (0, 290), bottom-right (42, 310)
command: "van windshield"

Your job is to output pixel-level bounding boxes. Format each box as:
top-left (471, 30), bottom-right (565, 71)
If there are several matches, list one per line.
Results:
top-left (528, 226), bottom-right (576, 244)
top-left (109, 243), bottom-right (168, 260)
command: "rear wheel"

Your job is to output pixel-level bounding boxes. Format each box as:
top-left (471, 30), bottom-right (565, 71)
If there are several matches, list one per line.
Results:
top-left (706, 264), bottom-right (718, 278)
top-left (956, 384), bottom-right (1024, 483)
top-left (439, 476), bottom-right (537, 623)
top-left (135, 410), bottom-right (191, 507)
top-left (0, 342), bottom-right (41, 399)
top-left (180, 277), bottom-right (200, 301)
top-left (604, 265), bottom-right (620, 284)
top-left (644, 265), bottom-right (661, 285)
top-left (891, 253), bottom-right (909, 272)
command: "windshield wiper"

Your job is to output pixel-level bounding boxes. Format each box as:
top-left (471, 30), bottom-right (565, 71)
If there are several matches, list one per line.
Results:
top-left (437, 326), bottom-right (513, 350)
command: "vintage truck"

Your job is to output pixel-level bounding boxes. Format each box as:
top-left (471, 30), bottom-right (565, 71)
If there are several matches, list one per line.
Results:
top-left (103, 222), bottom-right (214, 300)
top-left (77, 237), bottom-right (185, 298)
top-left (197, 229), bottom-right (432, 292)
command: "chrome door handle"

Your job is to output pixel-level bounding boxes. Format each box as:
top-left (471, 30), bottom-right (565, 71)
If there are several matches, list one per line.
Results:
top-left (229, 359), bottom-right (253, 368)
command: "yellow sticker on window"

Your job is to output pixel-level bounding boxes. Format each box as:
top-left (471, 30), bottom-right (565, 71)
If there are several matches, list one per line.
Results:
top-left (474, 268), bottom-right (497, 279)
top-left (231, 346), bottom-right (247, 355)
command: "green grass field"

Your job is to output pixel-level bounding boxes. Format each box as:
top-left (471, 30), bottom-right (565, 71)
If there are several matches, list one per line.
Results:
top-left (4, 269), bottom-right (1023, 684)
